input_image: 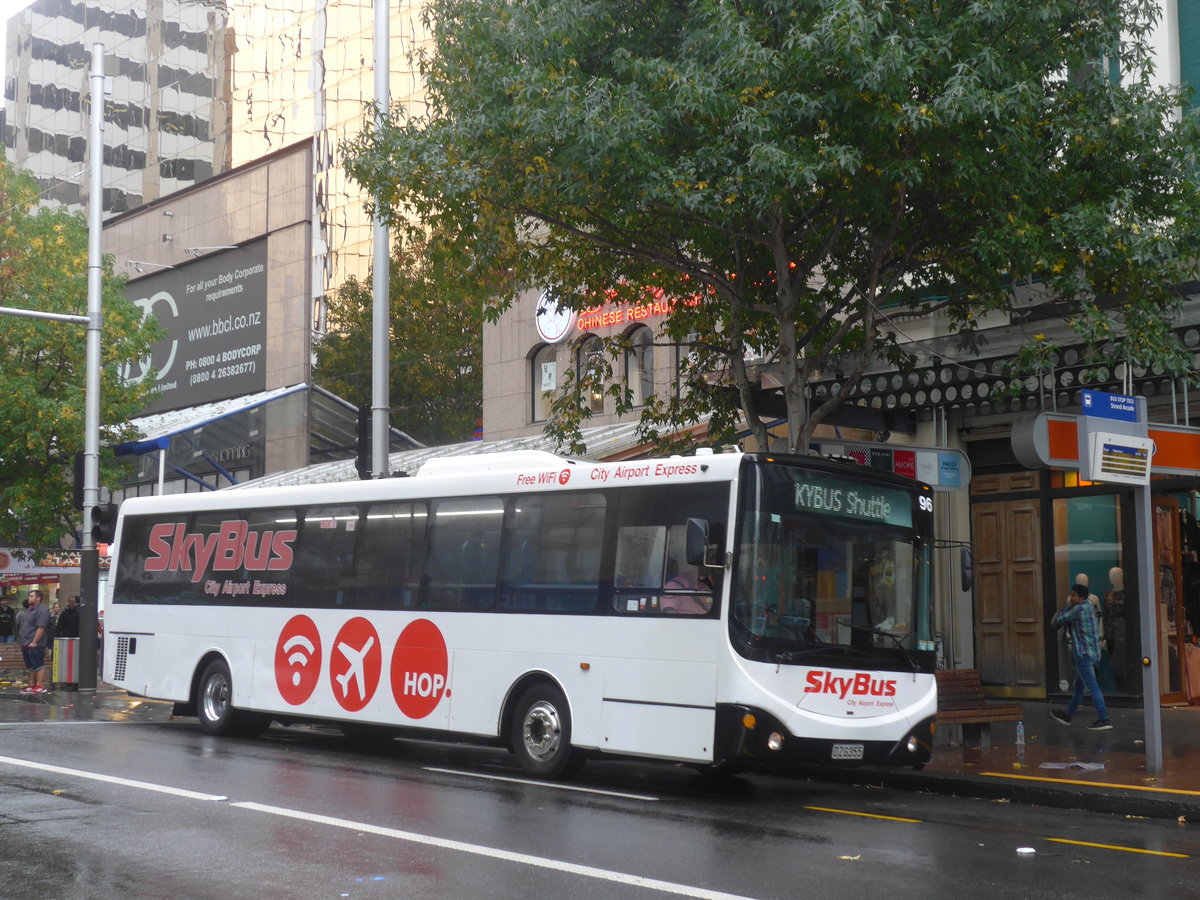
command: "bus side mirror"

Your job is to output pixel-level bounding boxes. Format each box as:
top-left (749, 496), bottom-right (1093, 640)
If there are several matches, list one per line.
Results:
top-left (686, 518), bottom-right (708, 566)
top-left (686, 518), bottom-right (718, 568)
top-left (960, 547), bottom-right (973, 593)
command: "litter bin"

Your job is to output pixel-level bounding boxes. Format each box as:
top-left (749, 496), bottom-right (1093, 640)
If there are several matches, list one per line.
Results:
top-left (53, 637), bottom-right (79, 688)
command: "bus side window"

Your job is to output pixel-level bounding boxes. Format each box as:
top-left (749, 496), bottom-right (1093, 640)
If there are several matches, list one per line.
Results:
top-left (613, 525), bottom-right (666, 611)
top-left (426, 497), bottom-right (503, 610)
top-left (291, 505), bottom-right (360, 607)
top-left (352, 502), bottom-right (425, 609)
top-left (499, 493), bottom-right (605, 613)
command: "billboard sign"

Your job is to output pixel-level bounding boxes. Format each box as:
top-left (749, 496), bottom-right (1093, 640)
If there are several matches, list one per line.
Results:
top-left (815, 441), bottom-right (971, 492)
top-left (125, 241), bottom-right (268, 413)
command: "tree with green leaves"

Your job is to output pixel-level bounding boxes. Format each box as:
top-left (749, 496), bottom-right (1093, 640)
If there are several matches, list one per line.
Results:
top-left (346, 0), bottom-right (1200, 453)
top-left (0, 154), bottom-right (163, 552)
top-left (313, 235), bottom-right (484, 445)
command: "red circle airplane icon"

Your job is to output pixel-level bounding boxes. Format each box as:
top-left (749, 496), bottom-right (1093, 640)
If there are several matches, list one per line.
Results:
top-left (329, 617), bottom-right (382, 712)
top-left (275, 615), bottom-right (322, 705)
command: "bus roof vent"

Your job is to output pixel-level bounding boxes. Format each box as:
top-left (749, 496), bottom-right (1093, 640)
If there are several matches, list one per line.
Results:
top-left (416, 450), bottom-right (572, 477)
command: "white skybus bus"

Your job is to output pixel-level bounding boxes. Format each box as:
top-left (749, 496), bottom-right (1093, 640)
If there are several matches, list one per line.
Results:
top-left (103, 448), bottom-right (938, 778)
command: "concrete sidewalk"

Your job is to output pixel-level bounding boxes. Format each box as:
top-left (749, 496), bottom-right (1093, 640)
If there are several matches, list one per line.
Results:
top-left (803, 700), bottom-right (1200, 821)
top-left (2, 675), bottom-right (1198, 819)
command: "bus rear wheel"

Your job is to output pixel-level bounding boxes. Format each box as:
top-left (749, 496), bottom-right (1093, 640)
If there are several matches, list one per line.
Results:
top-left (511, 684), bottom-right (583, 779)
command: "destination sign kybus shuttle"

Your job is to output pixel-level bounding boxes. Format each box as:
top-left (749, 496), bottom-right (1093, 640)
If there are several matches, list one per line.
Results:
top-left (103, 449), bottom-right (942, 779)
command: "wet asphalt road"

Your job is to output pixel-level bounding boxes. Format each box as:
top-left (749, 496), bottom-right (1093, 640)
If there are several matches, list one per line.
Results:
top-left (0, 694), bottom-right (1194, 899)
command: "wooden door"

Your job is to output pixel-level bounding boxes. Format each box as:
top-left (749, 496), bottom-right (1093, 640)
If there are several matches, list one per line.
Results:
top-left (973, 499), bottom-right (1044, 692)
top-left (1153, 497), bottom-right (1187, 704)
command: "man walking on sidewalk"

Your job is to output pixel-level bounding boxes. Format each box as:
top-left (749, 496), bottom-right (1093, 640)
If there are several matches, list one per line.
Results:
top-left (18, 589), bottom-right (51, 695)
top-left (1051, 583), bottom-right (1112, 730)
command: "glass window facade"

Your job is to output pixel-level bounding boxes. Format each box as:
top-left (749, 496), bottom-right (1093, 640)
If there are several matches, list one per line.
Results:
top-left (577, 335), bottom-right (605, 414)
top-left (530, 344), bottom-right (557, 422)
top-left (623, 326), bottom-right (653, 407)
top-left (1050, 494), bottom-right (1129, 695)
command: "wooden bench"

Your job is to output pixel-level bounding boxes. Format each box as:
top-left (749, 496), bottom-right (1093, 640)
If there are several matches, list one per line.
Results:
top-left (935, 669), bottom-right (1022, 748)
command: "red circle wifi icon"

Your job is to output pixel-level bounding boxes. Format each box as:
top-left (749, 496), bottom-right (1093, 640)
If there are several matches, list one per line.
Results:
top-left (390, 619), bottom-right (449, 719)
top-left (275, 615), bottom-right (322, 706)
top-left (329, 617), bottom-right (382, 712)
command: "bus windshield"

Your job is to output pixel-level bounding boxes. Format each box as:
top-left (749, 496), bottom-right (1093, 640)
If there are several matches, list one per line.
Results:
top-left (732, 461), bottom-right (934, 667)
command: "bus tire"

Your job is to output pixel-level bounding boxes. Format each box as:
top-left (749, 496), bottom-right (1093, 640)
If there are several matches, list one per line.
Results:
top-left (196, 659), bottom-right (239, 736)
top-left (511, 684), bottom-right (583, 779)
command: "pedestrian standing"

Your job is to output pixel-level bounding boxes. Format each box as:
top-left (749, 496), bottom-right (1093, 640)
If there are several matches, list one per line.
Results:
top-left (56, 595), bottom-right (80, 638)
top-left (1051, 583), bottom-right (1112, 730)
top-left (18, 589), bottom-right (52, 694)
top-left (14, 600), bottom-right (27, 643)
top-left (0, 597), bottom-right (14, 643)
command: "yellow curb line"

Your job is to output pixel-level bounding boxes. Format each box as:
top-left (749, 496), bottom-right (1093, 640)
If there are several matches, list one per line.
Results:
top-left (1045, 837), bottom-right (1189, 858)
top-left (982, 771), bottom-right (1200, 797)
top-left (804, 806), bottom-right (922, 823)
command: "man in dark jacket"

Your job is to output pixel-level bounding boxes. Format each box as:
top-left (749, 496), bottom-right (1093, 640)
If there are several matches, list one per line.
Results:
top-left (0, 597), bottom-right (14, 643)
top-left (55, 595), bottom-right (80, 638)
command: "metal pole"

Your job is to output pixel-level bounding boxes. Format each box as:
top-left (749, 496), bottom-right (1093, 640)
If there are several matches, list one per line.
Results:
top-left (0, 306), bottom-right (87, 325)
top-left (1135, 481), bottom-right (1163, 777)
top-left (78, 44), bottom-right (105, 691)
top-left (371, 0), bottom-right (391, 478)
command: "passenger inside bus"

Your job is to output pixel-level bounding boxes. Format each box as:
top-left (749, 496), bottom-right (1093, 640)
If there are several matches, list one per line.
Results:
top-left (661, 557), bottom-right (713, 614)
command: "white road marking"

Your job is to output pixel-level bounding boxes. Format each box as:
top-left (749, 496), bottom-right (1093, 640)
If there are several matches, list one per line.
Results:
top-left (423, 766), bottom-right (660, 801)
top-left (0, 754), bottom-right (745, 898)
top-left (0, 755), bottom-right (227, 801)
top-left (0, 720), bottom-right (125, 726)
top-left (232, 800), bottom-right (754, 900)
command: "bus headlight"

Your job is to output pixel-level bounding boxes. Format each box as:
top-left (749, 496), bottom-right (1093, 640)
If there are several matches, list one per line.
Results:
top-left (767, 731), bottom-right (785, 752)
top-left (906, 735), bottom-right (920, 754)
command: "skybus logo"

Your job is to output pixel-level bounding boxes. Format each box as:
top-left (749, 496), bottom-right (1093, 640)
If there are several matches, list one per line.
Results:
top-left (143, 520), bottom-right (297, 583)
top-left (804, 670), bottom-right (898, 699)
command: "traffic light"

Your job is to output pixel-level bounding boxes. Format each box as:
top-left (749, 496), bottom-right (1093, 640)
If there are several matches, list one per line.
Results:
top-left (89, 502), bottom-right (118, 544)
top-left (355, 405), bottom-right (372, 481)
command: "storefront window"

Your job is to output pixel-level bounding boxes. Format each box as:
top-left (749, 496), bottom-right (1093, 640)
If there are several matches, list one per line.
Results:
top-left (577, 335), bottom-right (605, 414)
top-left (1051, 495), bottom-right (1129, 695)
top-left (530, 344), bottom-right (557, 422)
top-left (623, 326), bottom-right (654, 407)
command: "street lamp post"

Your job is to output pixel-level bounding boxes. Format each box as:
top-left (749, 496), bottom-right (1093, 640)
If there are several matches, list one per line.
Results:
top-left (371, 0), bottom-right (391, 478)
top-left (0, 46), bottom-right (106, 690)
top-left (77, 43), bottom-right (107, 691)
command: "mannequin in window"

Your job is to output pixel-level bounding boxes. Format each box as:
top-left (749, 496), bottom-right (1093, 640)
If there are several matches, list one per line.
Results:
top-left (1105, 566), bottom-right (1126, 689)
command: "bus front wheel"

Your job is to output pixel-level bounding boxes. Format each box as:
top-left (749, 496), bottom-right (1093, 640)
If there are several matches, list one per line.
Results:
top-left (196, 659), bottom-right (268, 737)
top-left (197, 659), bottom-right (237, 735)
top-left (511, 684), bottom-right (583, 779)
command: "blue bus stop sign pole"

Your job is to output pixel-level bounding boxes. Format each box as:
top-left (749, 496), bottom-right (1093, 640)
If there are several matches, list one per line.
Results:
top-left (1080, 391), bottom-right (1161, 777)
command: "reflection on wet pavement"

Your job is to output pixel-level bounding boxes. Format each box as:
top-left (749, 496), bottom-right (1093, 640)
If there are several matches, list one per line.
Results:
top-left (0, 679), bottom-right (174, 724)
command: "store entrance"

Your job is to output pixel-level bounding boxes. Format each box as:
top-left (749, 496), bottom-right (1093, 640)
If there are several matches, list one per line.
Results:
top-left (1152, 495), bottom-right (1200, 705)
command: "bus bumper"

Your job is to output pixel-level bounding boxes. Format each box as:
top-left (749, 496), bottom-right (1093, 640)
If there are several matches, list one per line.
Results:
top-left (714, 704), bottom-right (935, 770)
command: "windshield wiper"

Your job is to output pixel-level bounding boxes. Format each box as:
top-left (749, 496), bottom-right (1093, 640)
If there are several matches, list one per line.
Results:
top-left (835, 619), bottom-right (920, 673)
top-left (774, 644), bottom-right (869, 663)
